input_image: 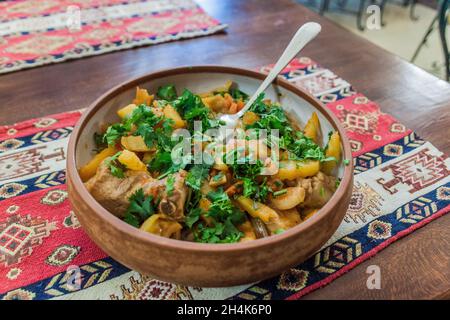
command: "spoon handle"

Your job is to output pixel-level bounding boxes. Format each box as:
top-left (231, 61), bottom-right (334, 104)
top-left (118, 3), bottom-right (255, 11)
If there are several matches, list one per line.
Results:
top-left (238, 22), bottom-right (321, 116)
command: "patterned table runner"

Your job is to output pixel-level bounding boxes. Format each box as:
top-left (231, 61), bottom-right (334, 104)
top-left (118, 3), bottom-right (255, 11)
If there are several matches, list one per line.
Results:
top-left (0, 58), bottom-right (449, 300)
top-left (0, 0), bottom-right (226, 74)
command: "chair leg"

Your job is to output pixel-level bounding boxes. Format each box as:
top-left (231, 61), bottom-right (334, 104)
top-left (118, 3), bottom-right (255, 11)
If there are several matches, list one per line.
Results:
top-left (438, 0), bottom-right (450, 81)
top-left (379, 0), bottom-right (388, 26)
top-left (410, 0), bottom-right (419, 21)
top-left (411, 14), bottom-right (438, 62)
top-left (357, 0), bottom-right (367, 31)
top-left (338, 0), bottom-right (348, 8)
top-left (319, 0), bottom-right (330, 15)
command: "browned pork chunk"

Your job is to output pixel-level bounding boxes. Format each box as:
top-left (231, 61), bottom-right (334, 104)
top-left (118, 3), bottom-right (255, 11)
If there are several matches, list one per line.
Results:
top-left (84, 160), bottom-right (152, 218)
top-left (85, 160), bottom-right (188, 221)
top-left (142, 170), bottom-right (188, 222)
top-left (297, 171), bottom-right (337, 208)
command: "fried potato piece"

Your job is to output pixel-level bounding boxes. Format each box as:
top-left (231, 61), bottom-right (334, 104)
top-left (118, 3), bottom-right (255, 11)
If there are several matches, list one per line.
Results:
top-left (121, 135), bottom-right (152, 152)
top-left (274, 160), bottom-right (320, 180)
top-left (163, 104), bottom-right (186, 129)
top-left (322, 132), bottom-right (341, 175)
top-left (303, 112), bottom-right (320, 143)
top-left (79, 146), bottom-right (117, 182)
top-left (269, 187), bottom-right (306, 210)
top-left (118, 150), bottom-right (147, 171)
top-left (140, 214), bottom-right (182, 239)
top-left (236, 196), bottom-right (279, 223)
top-left (133, 87), bottom-right (154, 106)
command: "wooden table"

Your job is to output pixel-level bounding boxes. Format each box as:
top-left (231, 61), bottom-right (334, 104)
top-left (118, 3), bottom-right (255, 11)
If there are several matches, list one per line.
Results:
top-left (1, 0), bottom-right (449, 299)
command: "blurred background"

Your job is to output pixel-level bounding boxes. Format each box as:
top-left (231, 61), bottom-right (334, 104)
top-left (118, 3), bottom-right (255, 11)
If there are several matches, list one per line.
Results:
top-left (297, 0), bottom-right (449, 81)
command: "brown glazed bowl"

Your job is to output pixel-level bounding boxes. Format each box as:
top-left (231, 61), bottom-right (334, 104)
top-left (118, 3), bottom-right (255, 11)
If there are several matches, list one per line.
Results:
top-left (67, 66), bottom-right (353, 287)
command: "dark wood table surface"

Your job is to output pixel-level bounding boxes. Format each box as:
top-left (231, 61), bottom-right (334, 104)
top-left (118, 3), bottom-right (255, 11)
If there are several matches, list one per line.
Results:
top-left (1, 0), bottom-right (449, 299)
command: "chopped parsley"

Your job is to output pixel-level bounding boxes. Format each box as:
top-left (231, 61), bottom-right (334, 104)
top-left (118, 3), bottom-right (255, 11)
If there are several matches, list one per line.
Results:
top-left (186, 164), bottom-right (211, 190)
top-left (229, 88), bottom-right (249, 101)
top-left (242, 178), bottom-right (257, 197)
top-left (157, 84), bottom-right (177, 101)
top-left (273, 189), bottom-right (287, 197)
top-left (172, 89), bottom-right (220, 132)
top-left (246, 93), bottom-right (335, 163)
top-left (274, 180), bottom-right (283, 188)
top-left (224, 150), bottom-right (270, 202)
top-left (242, 177), bottom-right (271, 202)
top-left (225, 149), bottom-right (263, 179)
top-left (195, 220), bottom-right (243, 244)
top-left (285, 132), bottom-right (335, 162)
top-left (105, 152), bottom-right (126, 178)
top-left (148, 151), bottom-right (172, 174)
top-left (193, 188), bottom-right (245, 243)
top-left (130, 105), bottom-right (168, 148)
top-left (248, 93), bottom-right (269, 114)
top-left (104, 123), bottom-right (127, 146)
top-left (124, 188), bottom-right (155, 227)
top-left (166, 174), bottom-right (175, 196)
top-left (320, 186), bottom-right (325, 198)
top-left (103, 104), bottom-right (171, 150)
top-left (185, 207), bottom-right (202, 228)
top-left (231, 159), bottom-right (263, 180)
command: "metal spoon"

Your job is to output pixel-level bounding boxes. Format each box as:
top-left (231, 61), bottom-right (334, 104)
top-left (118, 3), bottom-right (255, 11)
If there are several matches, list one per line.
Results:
top-left (218, 22), bottom-right (322, 135)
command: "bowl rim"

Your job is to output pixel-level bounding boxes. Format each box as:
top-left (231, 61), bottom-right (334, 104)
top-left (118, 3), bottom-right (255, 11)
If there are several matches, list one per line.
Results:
top-left (67, 65), bottom-right (353, 253)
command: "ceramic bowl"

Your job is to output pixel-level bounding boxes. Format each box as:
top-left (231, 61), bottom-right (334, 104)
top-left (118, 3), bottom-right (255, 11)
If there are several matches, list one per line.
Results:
top-left (66, 66), bottom-right (353, 287)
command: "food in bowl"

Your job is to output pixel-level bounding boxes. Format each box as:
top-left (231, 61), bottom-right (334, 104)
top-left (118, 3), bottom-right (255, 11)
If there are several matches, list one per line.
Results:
top-left (68, 66), bottom-right (353, 286)
top-left (78, 81), bottom-right (342, 244)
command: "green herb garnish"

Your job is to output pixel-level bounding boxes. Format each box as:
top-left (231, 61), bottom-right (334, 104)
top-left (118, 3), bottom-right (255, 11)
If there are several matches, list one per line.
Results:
top-left (166, 174), bottom-right (175, 196)
top-left (273, 189), bottom-right (287, 197)
top-left (157, 84), bottom-right (177, 101)
top-left (185, 207), bottom-right (202, 228)
top-left (172, 89), bottom-right (220, 132)
top-left (192, 188), bottom-right (245, 243)
top-left (186, 163), bottom-right (211, 190)
top-left (247, 94), bottom-right (334, 163)
top-left (148, 151), bottom-right (172, 173)
top-left (104, 123), bottom-right (127, 146)
top-left (103, 104), bottom-right (170, 150)
top-left (320, 186), bottom-right (325, 198)
top-left (229, 88), bottom-right (249, 101)
top-left (124, 188), bottom-right (155, 227)
top-left (105, 152), bottom-right (126, 178)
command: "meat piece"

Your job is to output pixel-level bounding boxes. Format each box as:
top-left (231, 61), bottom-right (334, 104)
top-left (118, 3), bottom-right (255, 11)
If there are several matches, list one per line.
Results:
top-left (84, 160), bottom-right (152, 218)
top-left (85, 160), bottom-right (188, 221)
top-left (143, 170), bottom-right (188, 221)
top-left (297, 171), bottom-right (337, 208)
